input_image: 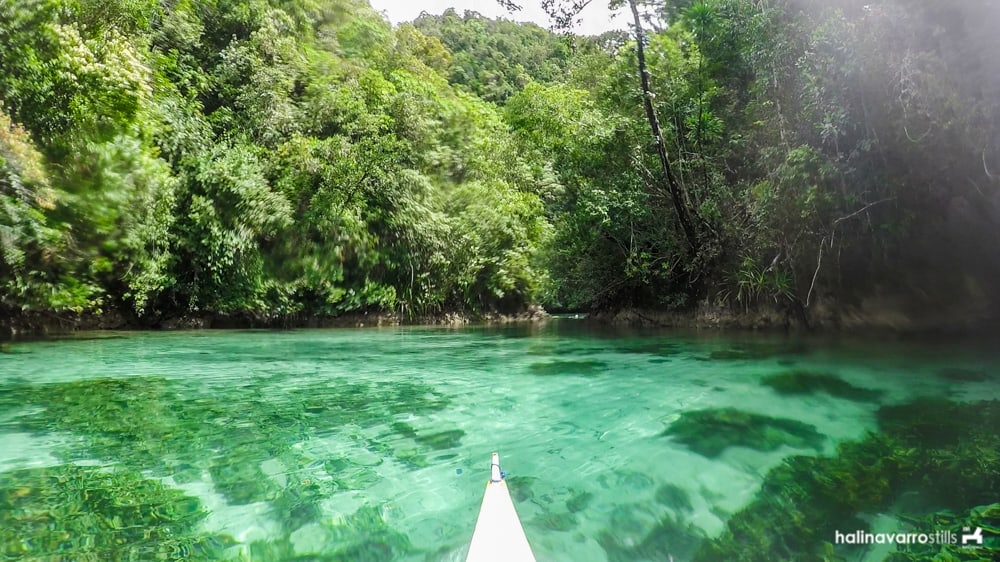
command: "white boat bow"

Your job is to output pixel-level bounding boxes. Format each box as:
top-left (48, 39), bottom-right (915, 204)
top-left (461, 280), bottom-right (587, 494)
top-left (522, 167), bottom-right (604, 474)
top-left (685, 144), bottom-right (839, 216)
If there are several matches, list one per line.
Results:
top-left (466, 452), bottom-right (536, 562)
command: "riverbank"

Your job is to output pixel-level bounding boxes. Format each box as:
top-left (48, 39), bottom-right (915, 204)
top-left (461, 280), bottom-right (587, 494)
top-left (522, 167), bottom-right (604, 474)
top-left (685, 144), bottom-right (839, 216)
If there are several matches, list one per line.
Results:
top-left (4, 293), bottom-right (998, 340)
top-left (593, 294), bottom-right (1000, 334)
top-left (0, 306), bottom-right (549, 340)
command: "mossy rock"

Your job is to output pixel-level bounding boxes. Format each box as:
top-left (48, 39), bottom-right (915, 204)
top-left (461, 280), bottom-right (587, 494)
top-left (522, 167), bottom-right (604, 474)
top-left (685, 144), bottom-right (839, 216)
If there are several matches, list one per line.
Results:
top-left (693, 438), bottom-right (895, 561)
top-left (0, 464), bottom-right (231, 560)
top-left (692, 399), bottom-right (1000, 562)
top-left (526, 344), bottom-right (601, 356)
top-left (383, 422), bottom-right (466, 452)
top-left (877, 398), bottom-right (1000, 447)
top-left (0, 374), bottom-right (455, 550)
top-left (390, 421), bottom-right (418, 439)
top-left (324, 505), bottom-right (414, 561)
top-left (663, 408), bottom-right (825, 457)
top-left (323, 457), bottom-right (382, 491)
top-left (878, 399), bottom-right (1000, 508)
top-left (0, 376), bottom-right (451, 475)
top-left (708, 348), bottom-right (766, 360)
top-left (530, 511), bottom-right (578, 532)
top-left (599, 511), bottom-right (705, 562)
top-left (527, 360), bottom-right (607, 376)
top-left (566, 490), bottom-right (594, 513)
top-left (415, 429), bottom-right (466, 450)
top-left (761, 370), bottom-right (883, 402)
top-left (247, 505), bottom-right (413, 562)
top-left (167, 462), bottom-right (204, 485)
top-left (935, 367), bottom-right (990, 382)
top-left (655, 483), bottom-right (693, 513)
top-left (506, 475), bottom-right (538, 503)
top-left (210, 457), bottom-right (280, 505)
top-left (394, 448), bottom-right (429, 470)
top-left (613, 470), bottom-right (655, 492)
top-left (271, 476), bottom-right (332, 532)
top-left (619, 341), bottom-right (682, 357)
top-left (884, 503), bottom-right (1000, 561)
top-left (706, 342), bottom-right (807, 361)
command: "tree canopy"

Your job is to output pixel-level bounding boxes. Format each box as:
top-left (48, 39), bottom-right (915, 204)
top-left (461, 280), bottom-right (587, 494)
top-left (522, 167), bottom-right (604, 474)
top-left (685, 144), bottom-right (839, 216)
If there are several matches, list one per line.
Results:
top-left (2, 0), bottom-right (998, 326)
top-left (0, 0), bottom-right (549, 321)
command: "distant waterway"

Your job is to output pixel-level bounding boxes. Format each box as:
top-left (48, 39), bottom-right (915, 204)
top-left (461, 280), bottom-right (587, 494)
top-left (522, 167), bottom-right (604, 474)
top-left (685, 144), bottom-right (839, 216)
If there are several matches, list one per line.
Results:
top-left (1, 322), bottom-right (997, 560)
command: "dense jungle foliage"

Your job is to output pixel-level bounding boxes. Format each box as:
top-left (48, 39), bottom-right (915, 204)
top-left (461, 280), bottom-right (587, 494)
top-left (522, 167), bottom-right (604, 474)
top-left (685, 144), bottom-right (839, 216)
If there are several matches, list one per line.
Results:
top-left (1, 0), bottom-right (998, 324)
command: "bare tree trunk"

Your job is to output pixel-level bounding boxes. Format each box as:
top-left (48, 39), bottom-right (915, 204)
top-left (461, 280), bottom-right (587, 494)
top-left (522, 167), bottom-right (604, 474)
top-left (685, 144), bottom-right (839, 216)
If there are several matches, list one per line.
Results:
top-left (628, 0), bottom-right (699, 253)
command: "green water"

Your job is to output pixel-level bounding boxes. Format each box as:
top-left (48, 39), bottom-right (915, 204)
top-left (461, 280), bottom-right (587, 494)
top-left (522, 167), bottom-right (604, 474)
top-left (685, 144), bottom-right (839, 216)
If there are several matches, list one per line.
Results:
top-left (1, 322), bottom-right (998, 561)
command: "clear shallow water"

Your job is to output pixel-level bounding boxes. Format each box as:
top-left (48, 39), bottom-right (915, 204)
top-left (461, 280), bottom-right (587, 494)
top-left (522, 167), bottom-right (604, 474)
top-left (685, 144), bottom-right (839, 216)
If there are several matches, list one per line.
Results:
top-left (1, 322), bottom-right (998, 561)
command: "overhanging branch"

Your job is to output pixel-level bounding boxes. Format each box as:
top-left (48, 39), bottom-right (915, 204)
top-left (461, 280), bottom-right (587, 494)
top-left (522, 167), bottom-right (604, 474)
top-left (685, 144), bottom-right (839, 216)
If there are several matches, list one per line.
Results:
top-left (805, 197), bottom-right (896, 308)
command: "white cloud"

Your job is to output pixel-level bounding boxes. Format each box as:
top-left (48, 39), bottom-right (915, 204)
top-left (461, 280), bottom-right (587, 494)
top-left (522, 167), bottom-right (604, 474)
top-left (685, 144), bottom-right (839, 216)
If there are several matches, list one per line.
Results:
top-left (368, 0), bottom-right (627, 36)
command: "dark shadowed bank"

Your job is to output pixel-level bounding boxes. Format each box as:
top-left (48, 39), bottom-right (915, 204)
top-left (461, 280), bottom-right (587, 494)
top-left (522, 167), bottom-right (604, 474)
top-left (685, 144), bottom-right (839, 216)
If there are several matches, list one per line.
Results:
top-left (593, 294), bottom-right (1000, 333)
top-left (5, 296), bottom-right (1000, 339)
top-left (0, 306), bottom-right (549, 339)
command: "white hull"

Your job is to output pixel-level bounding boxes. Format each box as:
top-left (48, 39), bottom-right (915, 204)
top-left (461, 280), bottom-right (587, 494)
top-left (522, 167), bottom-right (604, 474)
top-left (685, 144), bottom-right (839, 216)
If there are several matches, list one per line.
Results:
top-left (466, 453), bottom-right (536, 562)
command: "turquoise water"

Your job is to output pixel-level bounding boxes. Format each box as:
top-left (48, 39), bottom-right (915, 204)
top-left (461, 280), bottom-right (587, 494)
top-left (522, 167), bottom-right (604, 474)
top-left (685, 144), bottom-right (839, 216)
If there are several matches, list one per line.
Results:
top-left (1, 322), bottom-right (998, 560)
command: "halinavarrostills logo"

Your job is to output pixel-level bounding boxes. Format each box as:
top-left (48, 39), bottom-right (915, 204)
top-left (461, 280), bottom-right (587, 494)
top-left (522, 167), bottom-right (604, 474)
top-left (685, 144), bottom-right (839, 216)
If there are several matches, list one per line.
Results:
top-left (834, 527), bottom-right (983, 547)
top-left (962, 526), bottom-right (984, 546)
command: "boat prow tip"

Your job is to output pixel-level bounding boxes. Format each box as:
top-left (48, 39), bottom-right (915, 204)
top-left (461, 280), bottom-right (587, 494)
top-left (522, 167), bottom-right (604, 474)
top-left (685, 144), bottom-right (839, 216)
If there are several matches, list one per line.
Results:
top-left (467, 453), bottom-right (536, 562)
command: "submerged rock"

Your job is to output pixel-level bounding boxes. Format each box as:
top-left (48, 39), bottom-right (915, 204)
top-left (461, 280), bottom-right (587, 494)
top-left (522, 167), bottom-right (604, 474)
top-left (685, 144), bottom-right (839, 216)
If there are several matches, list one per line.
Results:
top-left (566, 490), bottom-right (594, 513)
top-left (530, 511), bottom-right (579, 532)
top-left (655, 483), bottom-right (693, 513)
top-left (527, 360), bottom-right (608, 376)
top-left (210, 456), bottom-right (279, 505)
top-left (761, 370), bottom-right (883, 402)
top-left (0, 374), bottom-right (456, 547)
top-left (526, 344), bottom-right (602, 357)
top-left (0, 464), bottom-right (230, 560)
top-left (693, 399), bottom-right (1000, 562)
top-left (884, 503), bottom-right (1000, 561)
top-left (613, 470), bottom-right (655, 492)
top-left (247, 505), bottom-right (413, 561)
top-left (415, 429), bottom-right (466, 450)
top-left (390, 421), bottom-right (418, 439)
top-left (598, 510), bottom-right (705, 562)
top-left (618, 341), bottom-right (682, 357)
top-left (506, 475), bottom-right (538, 503)
top-left (935, 367), bottom-right (990, 382)
top-left (705, 342), bottom-right (808, 361)
top-left (663, 407), bottom-right (825, 457)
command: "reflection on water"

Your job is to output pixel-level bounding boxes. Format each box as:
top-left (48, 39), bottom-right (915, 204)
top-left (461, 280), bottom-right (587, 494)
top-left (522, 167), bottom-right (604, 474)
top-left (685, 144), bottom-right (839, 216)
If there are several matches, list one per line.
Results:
top-left (1, 323), bottom-right (998, 560)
